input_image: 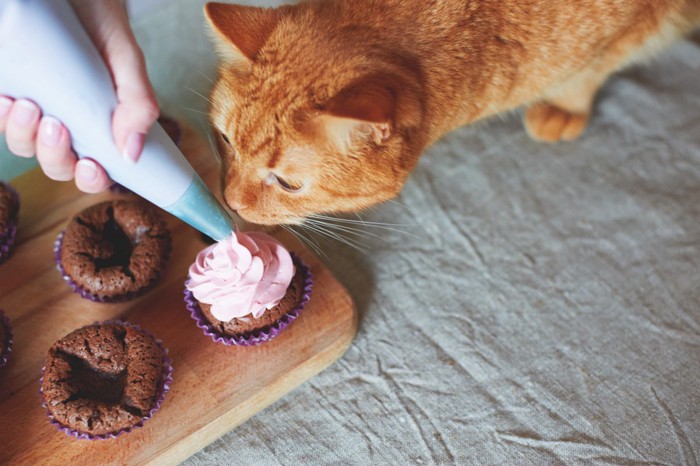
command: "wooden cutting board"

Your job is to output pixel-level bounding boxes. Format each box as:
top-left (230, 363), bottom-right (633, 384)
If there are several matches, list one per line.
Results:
top-left (0, 125), bottom-right (357, 465)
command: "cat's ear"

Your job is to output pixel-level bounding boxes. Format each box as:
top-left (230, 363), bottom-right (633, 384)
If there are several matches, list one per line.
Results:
top-left (317, 81), bottom-right (395, 154)
top-left (204, 3), bottom-right (284, 68)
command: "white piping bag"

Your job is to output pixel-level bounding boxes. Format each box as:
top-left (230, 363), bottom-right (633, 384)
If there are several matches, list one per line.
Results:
top-left (0, 0), bottom-right (235, 241)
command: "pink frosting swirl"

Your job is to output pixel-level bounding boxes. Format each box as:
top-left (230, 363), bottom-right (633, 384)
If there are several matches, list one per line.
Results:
top-left (187, 231), bottom-right (295, 321)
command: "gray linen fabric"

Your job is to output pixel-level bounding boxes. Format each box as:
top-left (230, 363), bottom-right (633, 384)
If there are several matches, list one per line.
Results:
top-left (131, 4), bottom-right (699, 464)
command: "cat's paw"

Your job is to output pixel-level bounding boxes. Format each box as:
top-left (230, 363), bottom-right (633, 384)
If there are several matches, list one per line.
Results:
top-left (524, 102), bottom-right (589, 143)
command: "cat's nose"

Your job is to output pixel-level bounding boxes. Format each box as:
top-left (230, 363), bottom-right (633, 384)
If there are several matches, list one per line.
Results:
top-left (223, 187), bottom-right (248, 213)
top-left (226, 199), bottom-right (246, 213)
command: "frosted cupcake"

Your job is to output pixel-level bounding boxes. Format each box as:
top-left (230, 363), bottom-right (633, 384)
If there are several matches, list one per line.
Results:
top-left (184, 231), bottom-right (312, 346)
top-left (0, 181), bottom-right (20, 265)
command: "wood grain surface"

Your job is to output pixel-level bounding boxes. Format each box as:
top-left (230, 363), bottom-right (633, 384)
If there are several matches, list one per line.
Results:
top-left (0, 125), bottom-right (357, 465)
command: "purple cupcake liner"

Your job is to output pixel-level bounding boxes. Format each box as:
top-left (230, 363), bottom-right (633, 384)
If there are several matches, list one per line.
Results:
top-left (39, 320), bottom-right (174, 440)
top-left (184, 254), bottom-right (314, 347)
top-left (0, 181), bottom-right (20, 265)
top-left (54, 230), bottom-right (172, 303)
top-left (0, 310), bottom-right (13, 368)
top-left (0, 222), bottom-right (18, 265)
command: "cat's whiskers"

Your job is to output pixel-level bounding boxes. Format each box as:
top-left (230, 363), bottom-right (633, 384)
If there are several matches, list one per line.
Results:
top-left (302, 213), bottom-right (421, 254)
top-left (305, 217), bottom-right (387, 242)
top-left (309, 213), bottom-right (410, 227)
top-left (307, 213), bottom-right (415, 236)
top-left (280, 224), bottom-right (327, 259)
top-left (205, 131), bottom-right (223, 165)
top-left (194, 68), bottom-right (217, 86)
top-left (300, 220), bottom-right (370, 254)
top-left (353, 212), bottom-right (369, 229)
top-left (384, 198), bottom-right (412, 212)
top-left (182, 107), bottom-right (210, 117)
top-left (184, 85), bottom-right (215, 107)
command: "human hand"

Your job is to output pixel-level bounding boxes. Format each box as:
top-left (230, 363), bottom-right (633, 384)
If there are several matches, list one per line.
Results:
top-left (0, 0), bottom-right (159, 193)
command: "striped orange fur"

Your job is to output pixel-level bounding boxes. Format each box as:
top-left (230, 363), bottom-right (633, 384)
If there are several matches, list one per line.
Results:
top-left (206, 0), bottom-right (700, 225)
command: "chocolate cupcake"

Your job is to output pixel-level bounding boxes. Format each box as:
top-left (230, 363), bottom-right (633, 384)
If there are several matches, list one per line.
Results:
top-left (0, 181), bottom-right (20, 265)
top-left (55, 200), bottom-right (172, 302)
top-left (0, 310), bottom-right (13, 368)
top-left (41, 321), bottom-right (172, 439)
top-left (184, 231), bottom-right (313, 346)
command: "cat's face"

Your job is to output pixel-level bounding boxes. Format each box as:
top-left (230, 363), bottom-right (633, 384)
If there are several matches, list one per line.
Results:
top-left (205, 2), bottom-right (422, 225)
top-left (209, 73), bottom-right (405, 225)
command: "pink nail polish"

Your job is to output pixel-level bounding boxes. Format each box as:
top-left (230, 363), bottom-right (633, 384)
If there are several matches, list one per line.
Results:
top-left (12, 99), bottom-right (39, 126)
top-left (0, 97), bottom-right (11, 118)
top-left (40, 116), bottom-right (61, 146)
top-left (77, 159), bottom-right (98, 183)
top-left (123, 132), bottom-right (145, 163)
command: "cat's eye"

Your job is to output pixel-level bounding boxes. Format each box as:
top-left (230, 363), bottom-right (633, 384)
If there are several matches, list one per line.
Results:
top-left (266, 173), bottom-right (304, 193)
top-left (219, 132), bottom-right (231, 145)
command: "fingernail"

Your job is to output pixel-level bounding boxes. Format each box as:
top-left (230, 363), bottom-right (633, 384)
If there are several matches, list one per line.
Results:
top-left (76, 159), bottom-right (98, 183)
top-left (0, 97), bottom-right (11, 118)
top-left (123, 132), bottom-right (145, 164)
top-left (39, 116), bottom-right (62, 146)
top-left (12, 99), bottom-right (39, 126)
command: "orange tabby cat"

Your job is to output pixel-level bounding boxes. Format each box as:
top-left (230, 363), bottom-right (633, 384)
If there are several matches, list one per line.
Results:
top-left (205, 0), bottom-right (700, 225)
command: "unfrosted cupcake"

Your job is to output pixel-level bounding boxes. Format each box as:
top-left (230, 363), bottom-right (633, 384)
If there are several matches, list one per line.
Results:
top-left (0, 181), bottom-right (20, 265)
top-left (55, 200), bottom-right (172, 302)
top-left (41, 321), bottom-right (172, 439)
top-left (184, 231), bottom-right (313, 346)
top-left (0, 310), bottom-right (13, 368)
